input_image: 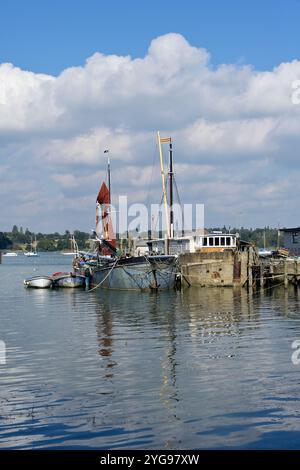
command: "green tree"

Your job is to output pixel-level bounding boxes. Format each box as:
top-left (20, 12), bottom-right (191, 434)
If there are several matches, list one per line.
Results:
top-left (37, 238), bottom-right (57, 251)
top-left (56, 238), bottom-right (69, 251)
top-left (0, 233), bottom-right (12, 249)
top-left (73, 230), bottom-right (89, 249)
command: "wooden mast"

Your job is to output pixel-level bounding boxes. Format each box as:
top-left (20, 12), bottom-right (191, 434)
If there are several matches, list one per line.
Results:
top-left (157, 131), bottom-right (170, 240)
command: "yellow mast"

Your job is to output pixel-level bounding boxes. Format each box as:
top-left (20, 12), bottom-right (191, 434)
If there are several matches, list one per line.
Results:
top-left (157, 131), bottom-right (170, 238)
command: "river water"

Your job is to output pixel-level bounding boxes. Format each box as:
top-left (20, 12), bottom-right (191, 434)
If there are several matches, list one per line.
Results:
top-left (1, 253), bottom-right (300, 449)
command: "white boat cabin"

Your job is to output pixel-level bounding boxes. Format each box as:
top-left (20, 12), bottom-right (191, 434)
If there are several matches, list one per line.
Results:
top-left (197, 233), bottom-right (237, 250)
top-left (147, 232), bottom-right (238, 255)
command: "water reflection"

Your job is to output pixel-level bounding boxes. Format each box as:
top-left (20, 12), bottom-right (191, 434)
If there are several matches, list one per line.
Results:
top-left (3, 255), bottom-right (300, 449)
top-left (95, 305), bottom-right (117, 379)
top-left (86, 288), bottom-right (265, 432)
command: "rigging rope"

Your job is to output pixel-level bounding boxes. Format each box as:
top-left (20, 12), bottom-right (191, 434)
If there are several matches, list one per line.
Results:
top-left (86, 258), bottom-right (118, 292)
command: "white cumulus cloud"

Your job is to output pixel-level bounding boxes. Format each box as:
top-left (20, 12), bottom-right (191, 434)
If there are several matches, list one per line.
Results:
top-left (1, 32), bottom-right (300, 231)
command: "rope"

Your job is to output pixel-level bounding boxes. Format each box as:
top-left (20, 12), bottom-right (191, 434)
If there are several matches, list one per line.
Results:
top-left (120, 256), bottom-right (157, 289)
top-left (120, 256), bottom-right (179, 290)
top-left (152, 192), bottom-right (165, 232)
top-left (258, 280), bottom-right (286, 293)
top-left (149, 256), bottom-right (180, 277)
top-left (173, 176), bottom-right (184, 234)
top-left (86, 258), bottom-right (118, 292)
top-left (120, 265), bottom-right (152, 289)
top-left (181, 272), bottom-right (288, 292)
top-left (247, 280), bottom-right (287, 298)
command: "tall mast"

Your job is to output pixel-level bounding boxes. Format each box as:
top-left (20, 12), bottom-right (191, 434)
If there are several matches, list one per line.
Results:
top-left (169, 142), bottom-right (174, 239)
top-left (107, 152), bottom-right (111, 205)
top-left (157, 131), bottom-right (170, 239)
top-left (104, 149), bottom-right (111, 205)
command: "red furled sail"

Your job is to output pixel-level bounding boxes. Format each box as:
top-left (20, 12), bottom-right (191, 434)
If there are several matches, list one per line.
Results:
top-left (97, 182), bottom-right (110, 205)
top-left (95, 182), bottom-right (116, 253)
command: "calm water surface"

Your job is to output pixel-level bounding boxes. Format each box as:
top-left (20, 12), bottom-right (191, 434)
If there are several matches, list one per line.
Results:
top-left (1, 253), bottom-right (300, 449)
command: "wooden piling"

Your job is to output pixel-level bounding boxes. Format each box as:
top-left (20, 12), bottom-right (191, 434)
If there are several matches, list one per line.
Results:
top-left (260, 265), bottom-right (264, 288)
top-left (284, 261), bottom-right (288, 288)
top-left (248, 260), bottom-right (253, 289)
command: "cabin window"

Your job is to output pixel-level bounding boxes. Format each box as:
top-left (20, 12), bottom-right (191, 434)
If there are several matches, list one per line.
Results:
top-left (214, 237), bottom-right (220, 246)
top-left (209, 237), bottom-right (214, 246)
top-left (292, 233), bottom-right (299, 244)
top-left (226, 237), bottom-right (231, 246)
top-left (221, 237), bottom-right (225, 246)
top-left (203, 237), bottom-right (207, 246)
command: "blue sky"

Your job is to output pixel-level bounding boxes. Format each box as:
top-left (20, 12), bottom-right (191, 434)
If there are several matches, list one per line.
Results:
top-left (1, 0), bottom-right (300, 75)
top-left (1, 1), bottom-right (300, 232)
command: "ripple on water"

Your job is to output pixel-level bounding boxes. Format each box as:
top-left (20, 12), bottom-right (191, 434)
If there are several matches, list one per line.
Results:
top-left (1, 255), bottom-right (300, 448)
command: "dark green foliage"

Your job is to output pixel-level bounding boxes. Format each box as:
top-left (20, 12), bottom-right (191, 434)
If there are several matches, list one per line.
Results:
top-left (0, 226), bottom-right (284, 251)
top-left (0, 232), bottom-right (12, 249)
top-left (36, 238), bottom-right (57, 251)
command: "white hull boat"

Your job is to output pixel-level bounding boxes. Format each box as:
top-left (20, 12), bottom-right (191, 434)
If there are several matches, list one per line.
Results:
top-left (3, 252), bottom-right (17, 257)
top-left (24, 234), bottom-right (39, 257)
top-left (24, 251), bottom-right (39, 257)
top-left (24, 276), bottom-right (53, 288)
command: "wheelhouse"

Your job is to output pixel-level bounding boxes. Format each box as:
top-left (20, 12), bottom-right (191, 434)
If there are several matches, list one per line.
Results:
top-left (147, 233), bottom-right (238, 255)
top-left (197, 234), bottom-right (236, 249)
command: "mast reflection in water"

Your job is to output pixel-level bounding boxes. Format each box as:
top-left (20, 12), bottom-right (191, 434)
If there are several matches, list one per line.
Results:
top-left (1, 253), bottom-right (300, 449)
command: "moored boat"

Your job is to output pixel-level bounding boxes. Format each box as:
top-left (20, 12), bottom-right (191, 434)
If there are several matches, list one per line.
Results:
top-left (24, 235), bottom-right (39, 257)
top-left (51, 272), bottom-right (86, 288)
top-left (74, 137), bottom-right (179, 291)
top-left (24, 275), bottom-right (53, 288)
top-left (61, 235), bottom-right (80, 257)
top-left (24, 251), bottom-right (39, 257)
top-left (3, 252), bottom-right (18, 257)
top-left (88, 255), bottom-right (177, 290)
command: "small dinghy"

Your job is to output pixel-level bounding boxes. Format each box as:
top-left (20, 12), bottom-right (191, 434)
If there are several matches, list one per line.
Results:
top-left (51, 272), bottom-right (86, 288)
top-left (24, 275), bottom-right (53, 288)
top-left (3, 252), bottom-right (18, 257)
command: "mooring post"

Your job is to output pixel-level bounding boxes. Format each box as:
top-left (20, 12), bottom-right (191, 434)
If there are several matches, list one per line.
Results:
top-left (284, 260), bottom-right (288, 288)
top-left (260, 264), bottom-right (264, 289)
top-left (248, 263), bottom-right (253, 289)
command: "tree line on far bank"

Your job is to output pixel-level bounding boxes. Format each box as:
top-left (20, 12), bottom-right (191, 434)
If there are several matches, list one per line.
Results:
top-left (0, 225), bottom-right (283, 251)
top-left (0, 226), bottom-right (90, 251)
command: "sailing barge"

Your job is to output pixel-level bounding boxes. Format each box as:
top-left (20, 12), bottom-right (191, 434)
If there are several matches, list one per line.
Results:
top-left (87, 254), bottom-right (176, 290)
top-left (75, 135), bottom-right (178, 291)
